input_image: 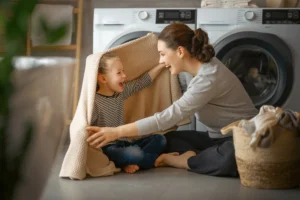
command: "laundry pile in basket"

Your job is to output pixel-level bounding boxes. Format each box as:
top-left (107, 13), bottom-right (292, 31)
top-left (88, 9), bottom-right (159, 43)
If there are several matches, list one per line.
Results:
top-left (221, 105), bottom-right (300, 189)
top-left (222, 105), bottom-right (300, 149)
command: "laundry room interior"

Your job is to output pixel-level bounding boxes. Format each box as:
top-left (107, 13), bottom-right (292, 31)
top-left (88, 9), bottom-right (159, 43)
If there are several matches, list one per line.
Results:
top-left (1, 0), bottom-right (300, 200)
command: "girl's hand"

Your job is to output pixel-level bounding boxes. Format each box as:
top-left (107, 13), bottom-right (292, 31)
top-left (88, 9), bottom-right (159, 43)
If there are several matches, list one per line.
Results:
top-left (86, 126), bottom-right (119, 148)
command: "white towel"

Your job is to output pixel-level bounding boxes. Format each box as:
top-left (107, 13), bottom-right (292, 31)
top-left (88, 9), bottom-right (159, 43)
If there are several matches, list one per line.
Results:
top-left (239, 106), bottom-right (283, 148)
top-left (59, 53), bottom-right (120, 180)
top-left (201, 0), bottom-right (252, 8)
top-left (201, 0), bottom-right (222, 8)
top-left (31, 4), bottom-right (73, 46)
top-left (221, 105), bottom-right (283, 149)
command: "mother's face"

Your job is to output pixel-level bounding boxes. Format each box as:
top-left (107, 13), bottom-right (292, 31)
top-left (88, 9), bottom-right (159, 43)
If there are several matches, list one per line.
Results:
top-left (157, 40), bottom-right (183, 75)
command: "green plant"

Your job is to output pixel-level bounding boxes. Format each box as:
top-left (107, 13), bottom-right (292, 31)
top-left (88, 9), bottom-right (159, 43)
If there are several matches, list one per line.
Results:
top-left (0, 0), bottom-right (68, 199)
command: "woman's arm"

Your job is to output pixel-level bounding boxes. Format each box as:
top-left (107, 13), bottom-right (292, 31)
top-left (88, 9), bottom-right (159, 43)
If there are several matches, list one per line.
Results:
top-left (86, 122), bottom-right (138, 148)
top-left (87, 75), bottom-right (216, 148)
top-left (87, 73), bottom-right (217, 148)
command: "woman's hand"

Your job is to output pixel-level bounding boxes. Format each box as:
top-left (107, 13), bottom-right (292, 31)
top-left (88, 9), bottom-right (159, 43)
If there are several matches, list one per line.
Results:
top-left (86, 126), bottom-right (119, 148)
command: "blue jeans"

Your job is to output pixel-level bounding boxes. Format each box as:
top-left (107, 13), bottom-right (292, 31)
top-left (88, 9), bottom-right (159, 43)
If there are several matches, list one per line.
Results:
top-left (102, 134), bottom-right (166, 169)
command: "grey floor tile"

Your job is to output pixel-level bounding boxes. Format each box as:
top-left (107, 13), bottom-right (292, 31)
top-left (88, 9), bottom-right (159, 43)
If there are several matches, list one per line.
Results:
top-left (40, 149), bottom-right (300, 200)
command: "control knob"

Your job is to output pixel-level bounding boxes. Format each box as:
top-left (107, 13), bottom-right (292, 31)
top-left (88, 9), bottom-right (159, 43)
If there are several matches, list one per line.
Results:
top-left (138, 11), bottom-right (149, 20)
top-left (245, 11), bottom-right (256, 21)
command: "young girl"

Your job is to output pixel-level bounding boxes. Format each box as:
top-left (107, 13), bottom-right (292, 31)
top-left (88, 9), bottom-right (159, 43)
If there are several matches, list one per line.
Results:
top-left (89, 52), bottom-right (166, 173)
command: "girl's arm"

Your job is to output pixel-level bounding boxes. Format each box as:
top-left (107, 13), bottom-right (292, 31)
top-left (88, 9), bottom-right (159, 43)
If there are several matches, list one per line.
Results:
top-left (148, 63), bottom-right (166, 81)
top-left (123, 63), bottom-right (166, 98)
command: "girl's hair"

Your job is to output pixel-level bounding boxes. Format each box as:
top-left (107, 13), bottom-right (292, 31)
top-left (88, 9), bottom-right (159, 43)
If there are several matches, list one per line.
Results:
top-left (158, 23), bottom-right (215, 63)
top-left (96, 52), bottom-right (119, 91)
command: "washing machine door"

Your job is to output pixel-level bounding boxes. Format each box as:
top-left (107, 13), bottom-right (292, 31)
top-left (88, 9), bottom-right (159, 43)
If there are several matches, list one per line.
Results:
top-left (109, 31), bottom-right (158, 49)
top-left (214, 31), bottom-right (293, 108)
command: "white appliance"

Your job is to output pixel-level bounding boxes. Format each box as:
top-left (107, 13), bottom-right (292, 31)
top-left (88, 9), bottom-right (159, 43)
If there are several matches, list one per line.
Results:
top-left (93, 8), bottom-right (196, 53)
top-left (93, 8), bottom-right (197, 130)
top-left (197, 8), bottom-right (300, 108)
top-left (195, 8), bottom-right (300, 131)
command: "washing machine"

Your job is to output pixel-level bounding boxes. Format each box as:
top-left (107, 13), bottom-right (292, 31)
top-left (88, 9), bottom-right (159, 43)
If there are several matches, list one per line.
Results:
top-left (93, 8), bottom-right (197, 130)
top-left (93, 8), bottom-right (196, 53)
top-left (197, 8), bottom-right (300, 111)
top-left (195, 8), bottom-right (300, 132)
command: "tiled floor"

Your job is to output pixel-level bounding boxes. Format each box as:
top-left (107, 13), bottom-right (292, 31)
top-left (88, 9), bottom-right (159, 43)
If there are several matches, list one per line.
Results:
top-left (40, 149), bottom-right (300, 200)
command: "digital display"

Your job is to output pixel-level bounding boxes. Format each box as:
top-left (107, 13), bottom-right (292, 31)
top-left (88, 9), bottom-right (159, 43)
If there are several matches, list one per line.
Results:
top-left (262, 9), bottom-right (300, 24)
top-left (165, 11), bottom-right (179, 19)
top-left (271, 12), bottom-right (287, 19)
top-left (156, 9), bottom-right (196, 24)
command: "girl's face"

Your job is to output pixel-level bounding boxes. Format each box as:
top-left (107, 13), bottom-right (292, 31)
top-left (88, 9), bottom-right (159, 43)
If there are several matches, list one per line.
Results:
top-left (157, 40), bottom-right (183, 75)
top-left (102, 58), bottom-right (127, 93)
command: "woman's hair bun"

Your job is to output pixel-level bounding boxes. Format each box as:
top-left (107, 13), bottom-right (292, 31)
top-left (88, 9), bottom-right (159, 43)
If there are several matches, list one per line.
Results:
top-left (192, 28), bottom-right (215, 62)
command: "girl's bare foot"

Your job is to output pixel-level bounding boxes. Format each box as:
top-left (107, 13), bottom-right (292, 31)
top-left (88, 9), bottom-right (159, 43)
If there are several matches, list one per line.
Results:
top-left (154, 151), bottom-right (196, 169)
top-left (123, 165), bottom-right (139, 173)
top-left (154, 152), bottom-right (180, 167)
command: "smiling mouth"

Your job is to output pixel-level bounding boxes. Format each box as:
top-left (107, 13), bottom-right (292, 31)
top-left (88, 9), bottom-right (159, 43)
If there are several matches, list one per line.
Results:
top-left (119, 82), bottom-right (124, 87)
top-left (166, 65), bottom-right (171, 68)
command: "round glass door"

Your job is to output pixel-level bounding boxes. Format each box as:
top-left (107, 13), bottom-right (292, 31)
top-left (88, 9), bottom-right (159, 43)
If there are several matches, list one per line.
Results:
top-left (215, 31), bottom-right (293, 108)
top-left (222, 45), bottom-right (278, 106)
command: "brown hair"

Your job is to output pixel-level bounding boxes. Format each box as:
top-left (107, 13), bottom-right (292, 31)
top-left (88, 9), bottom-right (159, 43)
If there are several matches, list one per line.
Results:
top-left (96, 52), bottom-right (119, 91)
top-left (158, 23), bottom-right (215, 63)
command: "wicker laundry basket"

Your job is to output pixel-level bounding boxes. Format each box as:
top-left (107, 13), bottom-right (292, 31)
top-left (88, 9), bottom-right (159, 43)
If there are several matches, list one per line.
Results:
top-left (228, 124), bottom-right (300, 189)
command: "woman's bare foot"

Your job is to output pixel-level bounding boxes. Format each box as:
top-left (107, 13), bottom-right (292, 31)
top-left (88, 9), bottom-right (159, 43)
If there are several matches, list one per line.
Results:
top-left (154, 152), bottom-right (180, 167)
top-left (123, 165), bottom-right (139, 173)
top-left (155, 151), bottom-right (196, 169)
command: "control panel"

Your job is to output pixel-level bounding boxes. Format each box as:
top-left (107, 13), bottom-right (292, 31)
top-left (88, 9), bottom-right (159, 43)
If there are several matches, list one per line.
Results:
top-left (156, 9), bottom-right (196, 24)
top-left (263, 9), bottom-right (300, 24)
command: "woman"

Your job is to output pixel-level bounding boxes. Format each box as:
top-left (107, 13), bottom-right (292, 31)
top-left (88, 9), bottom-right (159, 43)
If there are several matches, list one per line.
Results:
top-left (86, 23), bottom-right (258, 177)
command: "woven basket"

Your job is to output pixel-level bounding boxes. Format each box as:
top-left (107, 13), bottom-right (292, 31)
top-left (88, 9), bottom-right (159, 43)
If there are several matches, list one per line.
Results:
top-left (225, 123), bottom-right (300, 189)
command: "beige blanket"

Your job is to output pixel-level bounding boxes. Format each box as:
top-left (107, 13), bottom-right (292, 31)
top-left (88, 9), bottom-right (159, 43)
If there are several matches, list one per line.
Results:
top-left (59, 33), bottom-right (189, 180)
